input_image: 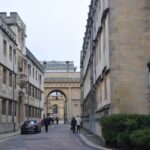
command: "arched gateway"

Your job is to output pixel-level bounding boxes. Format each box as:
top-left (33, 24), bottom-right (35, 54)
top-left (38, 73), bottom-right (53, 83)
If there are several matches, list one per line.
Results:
top-left (46, 90), bottom-right (68, 123)
top-left (42, 61), bottom-right (81, 123)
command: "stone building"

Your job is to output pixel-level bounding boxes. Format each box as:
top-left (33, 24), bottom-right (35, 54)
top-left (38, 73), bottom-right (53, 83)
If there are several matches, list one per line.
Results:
top-left (80, 0), bottom-right (150, 136)
top-left (0, 12), bottom-right (44, 133)
top-left (42, 61), bottom-right (81, 122)
top-left (23, 48), bottom-right (44, 122)
top-left (44, 61), bottom-right (77, 72)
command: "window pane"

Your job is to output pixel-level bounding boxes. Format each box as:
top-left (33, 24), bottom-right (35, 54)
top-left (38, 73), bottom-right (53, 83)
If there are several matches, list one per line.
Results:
top-left (9, 46), bottom-right (12, 61)
top-left (3, 40), bottom-right (7, 56)
top-left (3, 68), bottom-right (7, 84)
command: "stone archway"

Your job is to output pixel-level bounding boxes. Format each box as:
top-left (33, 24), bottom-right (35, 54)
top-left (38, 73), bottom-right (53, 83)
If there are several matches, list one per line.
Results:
top-left (43, 72), bottom-right (81, 121)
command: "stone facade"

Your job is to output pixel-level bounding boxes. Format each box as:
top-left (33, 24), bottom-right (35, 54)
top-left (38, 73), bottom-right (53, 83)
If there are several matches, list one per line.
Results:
top-left (23, 48), bottom-right (44, 122)
top-left (80, 0), bottom-right (150, 136)
top-left (0, 12), bottom-right (44, 133)
top-left (43, 61), bottom-right (81, 122)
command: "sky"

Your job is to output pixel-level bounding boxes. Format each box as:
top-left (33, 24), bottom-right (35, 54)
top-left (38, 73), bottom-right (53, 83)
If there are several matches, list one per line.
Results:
top-left (1, 0), bottom-right (91, 70)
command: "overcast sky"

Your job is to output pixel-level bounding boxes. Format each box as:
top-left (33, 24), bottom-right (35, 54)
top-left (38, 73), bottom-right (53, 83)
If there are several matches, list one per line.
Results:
top-left (1, 0), bottom-right (91, 70)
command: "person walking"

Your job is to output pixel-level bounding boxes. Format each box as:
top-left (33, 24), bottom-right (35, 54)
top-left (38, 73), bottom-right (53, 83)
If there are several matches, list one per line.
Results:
top-left (55, 117), bottom-right (59, 125)
top-left (76, 116), bottom-right (81, 133)
top-left (44, 116), bottom-right (49, 133)
top-left (71, 117), bottom-right (76, 133)
top-left (49, 116), bottom-right (53, 125)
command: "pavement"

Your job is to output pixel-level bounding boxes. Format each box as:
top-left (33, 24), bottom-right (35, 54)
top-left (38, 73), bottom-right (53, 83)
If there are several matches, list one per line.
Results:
top-left (0, 129), bottom-right (20, 142)
top-left (79, 128), bottom-right (112, 150)
top-left (0, 125), bottom-right (112, 150)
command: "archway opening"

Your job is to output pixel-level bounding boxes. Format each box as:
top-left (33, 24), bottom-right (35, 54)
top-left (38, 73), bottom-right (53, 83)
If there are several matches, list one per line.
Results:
top-left (47, 90), bottom-right (67, 124)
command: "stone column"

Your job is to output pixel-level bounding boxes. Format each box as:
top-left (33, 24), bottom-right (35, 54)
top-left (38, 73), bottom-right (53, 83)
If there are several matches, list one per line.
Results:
top-left (68, 87), bottom-right (72, 117)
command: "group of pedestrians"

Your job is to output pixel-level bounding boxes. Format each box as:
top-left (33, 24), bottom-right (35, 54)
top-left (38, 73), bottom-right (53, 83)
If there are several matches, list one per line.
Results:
top-left (42, 115), bottom-right (59, 133)
top-left (71, 116), bottom-right (81, 134)
top-left (42, 115), bottom-right (81, 134)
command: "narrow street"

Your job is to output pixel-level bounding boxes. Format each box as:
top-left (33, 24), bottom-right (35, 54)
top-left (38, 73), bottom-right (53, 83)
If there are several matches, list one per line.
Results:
top-left (0, 125), bottom-right (100, 150)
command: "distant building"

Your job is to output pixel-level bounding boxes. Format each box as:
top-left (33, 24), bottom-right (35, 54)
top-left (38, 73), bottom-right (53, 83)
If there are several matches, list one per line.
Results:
top-left (81, 0), bottom-right (150, 136)
top-left (0, 12), bottom-right (44, 133)
top-left (41, 61), bottom-right (77, 72)
top-left (0, 13), bottom-right (19, 133)
top-left (42, 61), bottom-right (81, 122)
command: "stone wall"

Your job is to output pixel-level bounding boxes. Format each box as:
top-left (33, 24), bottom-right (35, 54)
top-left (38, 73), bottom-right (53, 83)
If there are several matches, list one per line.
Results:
top-left (109, 0), bottom-right (150, 114)
top-left (0, 122), bottom-right (19, 134)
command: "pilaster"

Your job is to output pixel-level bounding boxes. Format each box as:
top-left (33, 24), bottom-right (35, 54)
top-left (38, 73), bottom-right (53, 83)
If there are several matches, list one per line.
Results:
top-left (68, 87), bottom-right (72, 117)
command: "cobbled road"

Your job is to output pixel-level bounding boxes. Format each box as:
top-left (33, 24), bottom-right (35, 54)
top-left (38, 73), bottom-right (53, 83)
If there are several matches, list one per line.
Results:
top-left (0, 125), bottom-right (100, 150)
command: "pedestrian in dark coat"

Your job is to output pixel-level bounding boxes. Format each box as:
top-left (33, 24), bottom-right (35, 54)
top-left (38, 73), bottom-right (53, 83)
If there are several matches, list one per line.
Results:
top-left (71, 117), bottom-right (77, 133)
top-left (55, 117), bottom-right (59, 125)
top-left (44, 116), bottom-right (49, 133)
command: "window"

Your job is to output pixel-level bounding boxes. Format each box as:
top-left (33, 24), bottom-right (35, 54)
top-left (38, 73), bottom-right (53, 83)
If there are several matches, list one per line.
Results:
top-left (31, 85), bottom-right (33, 97)
top-left (3, 68), bottom-right (7, 84)
top-left (28, 64), bottom-right (31, 76)
top-left (14, 75), bottom-right (16, 89)
top-left (29, 106), bottom-right (31, 117)
top-left (32, 107), bottom-right (34, 117)
top-left (39, 92), bottom-right (42, 100)
top-left (37, 90), bottom-right (39, 99)
top-left (25, 105), bottom-right (27, 117)
top-left (96, 42), bottom-right (99, 65)
top-left (40, 92), bottom-right (41, 100)
top-left (34, 108), bottom-right (36, 118)
top-left (28, 84), bottom-right (31, 96)
top-left (39, 110), bottom-right (41, 118)
top-left (33, 68), bottom-right (34, 78)
top-left (39, 74), bottom-right (42, 84)
top-left (37, 109), bottom-right (39, 118)
top-left (99, 83), bottom-right (102, 103)
top-left (99, 37), bottom-right (101, 61)
top-left (9, 46), bottom-right (12, 61)
top-left (13, 50), bottom-right (16, 64)
top-left (32, 86), bottom-right (34, 97)
top-left (34, 88), bottom-right (37, 98)
top-left (8, 101), bottom-right (12, 115)
top-left (2, 99), bottom-right (6, 115)
top-left (104, 75), bottom-right (107, 100)
top-left (103, 23), bottom-right (106, 51)
top-left (9, 72), bottom-right (12, 87)
top-left (35, 89), bottom-right (38, 98)
top-left (36, 71), bottom-right (37, 80)
top-left (3, 40), bottom-right (7, 56)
